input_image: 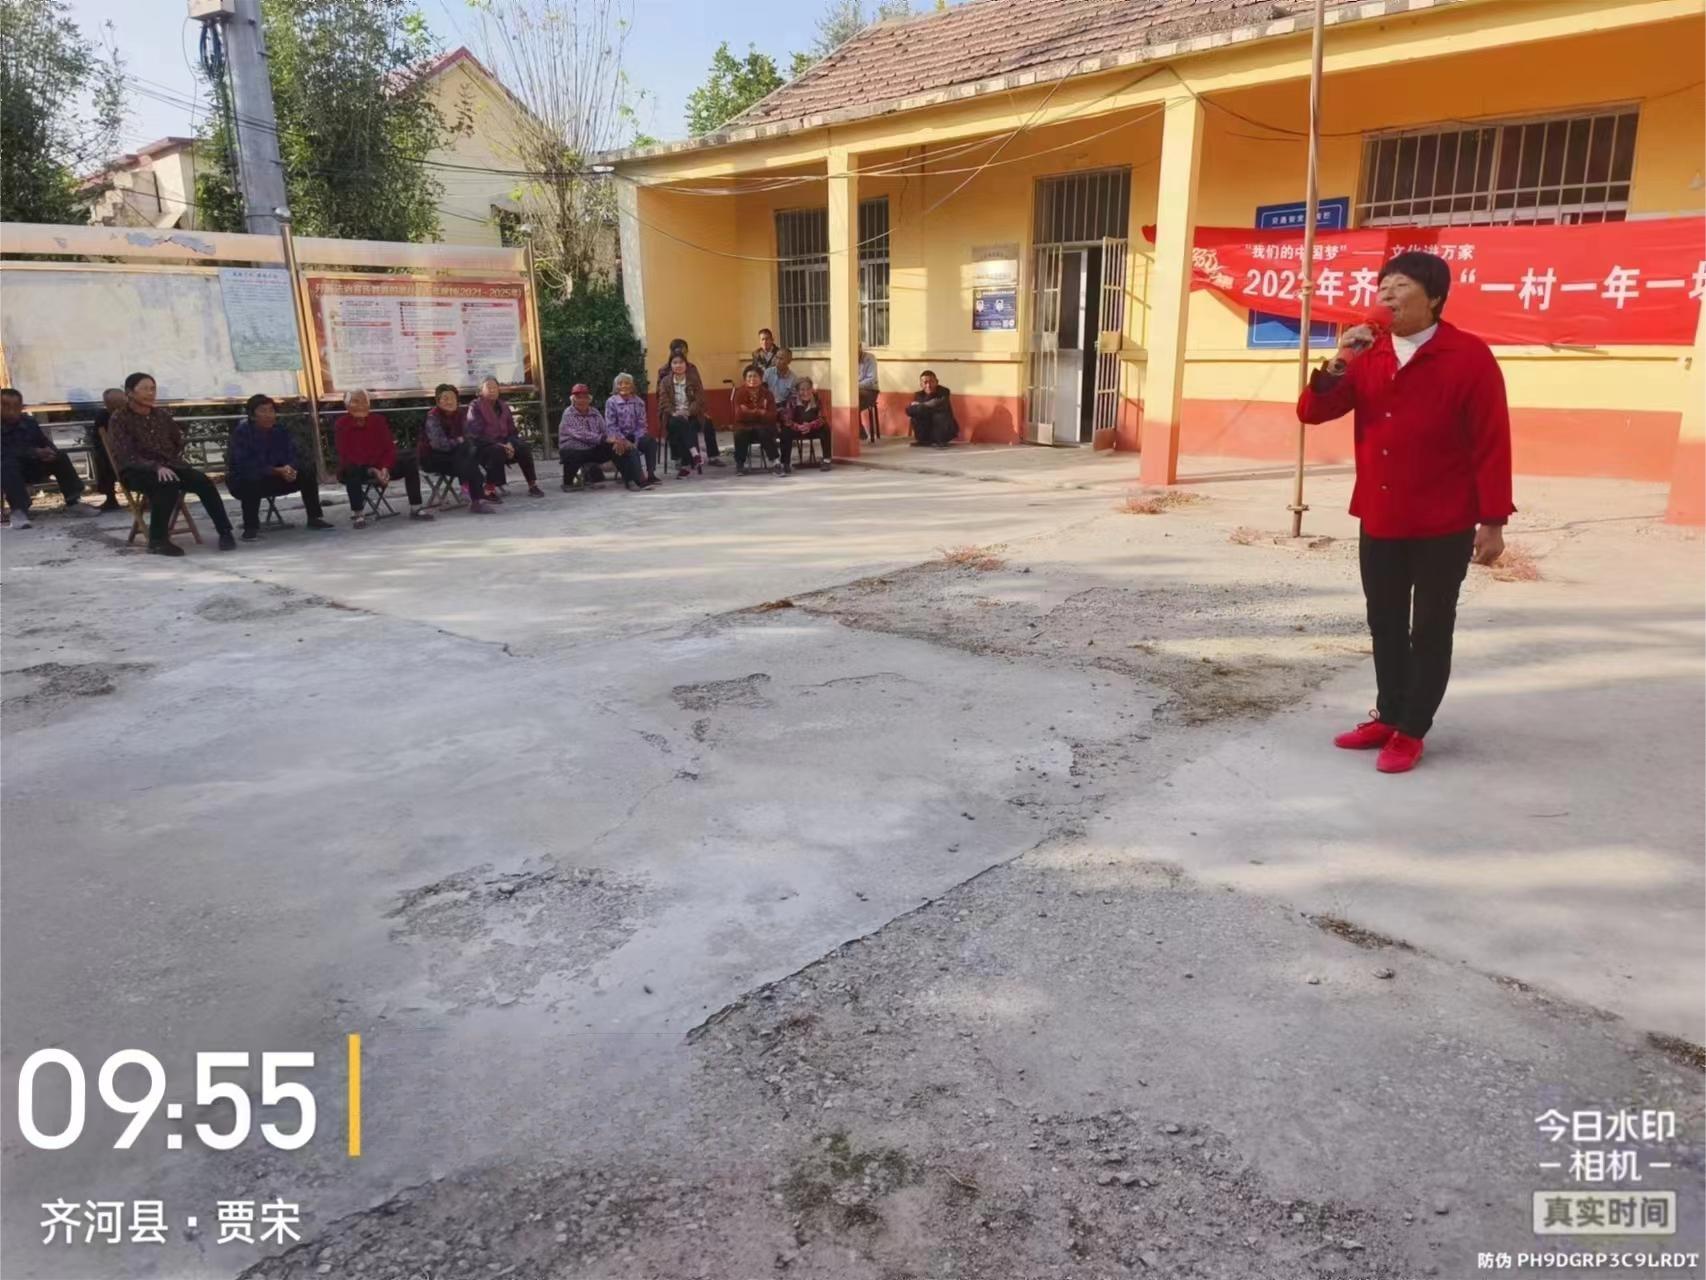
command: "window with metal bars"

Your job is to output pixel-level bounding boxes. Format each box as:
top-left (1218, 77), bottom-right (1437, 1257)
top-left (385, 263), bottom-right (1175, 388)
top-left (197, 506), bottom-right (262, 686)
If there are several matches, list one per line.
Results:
top-left (776, 208), bottom-right (830, 350)
top-left (1356, 108), bottom-right (1639, 228)
top-left (775, 200), bottom-right (891, 350)
top-left (1033, 168), bottom-right (1132, 246)
top-left (859, 197), bottom-right (890, 347)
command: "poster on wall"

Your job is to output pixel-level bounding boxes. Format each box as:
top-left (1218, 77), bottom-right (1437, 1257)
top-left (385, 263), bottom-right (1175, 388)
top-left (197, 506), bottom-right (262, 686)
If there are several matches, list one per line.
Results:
top-left (1247, 198), bottom-right (1347, 350)
top-left (306, 275), bottom-right (528, 395)
top-left (1148, 215), bottom-right (1706, 346)
top-left (218, 268), bottom-right (303, 372)
top-left (973, 287), bottom-right (1018, 331)
top-left (972, 243), bottom-right (1021, 288)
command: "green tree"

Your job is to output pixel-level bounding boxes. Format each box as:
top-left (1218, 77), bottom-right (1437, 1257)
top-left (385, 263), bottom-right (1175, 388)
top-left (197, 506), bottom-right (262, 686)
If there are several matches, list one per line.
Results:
top-left (536, 280), bottom-right (644, 422)
top-left (812, 0), bottom-right (913, 57)
top-left (197, 0), bottom-right (455, 241)
top-left (0, 0), bottom-right (126, 224)
top-left (684, 43), bottom-right (785, 136)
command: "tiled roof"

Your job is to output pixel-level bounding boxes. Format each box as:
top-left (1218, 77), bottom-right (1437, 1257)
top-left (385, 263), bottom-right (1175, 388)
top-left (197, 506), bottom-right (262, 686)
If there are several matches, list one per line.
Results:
top-left (730, 0), bottom-right (1356, 129)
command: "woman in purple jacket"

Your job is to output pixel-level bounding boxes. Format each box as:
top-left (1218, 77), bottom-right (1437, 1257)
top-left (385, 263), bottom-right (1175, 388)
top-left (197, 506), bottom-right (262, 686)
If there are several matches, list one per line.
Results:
top-left (603, 373), bottom-right (658, 484)
top-left (469, 376), bottom-right (545, 498)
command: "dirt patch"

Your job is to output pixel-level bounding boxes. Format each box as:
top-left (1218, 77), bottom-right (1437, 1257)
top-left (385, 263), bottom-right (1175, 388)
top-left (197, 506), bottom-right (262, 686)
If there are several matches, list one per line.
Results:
top-left (788, 567), bottom-right (1366, 726)
top-left (1309, 914), bottom-right (1416, 952)
top-left (671, 673), bottom-right (773, 712)
top-left (1118, 489), bottom-right (1204, 515)
top-left (235, 1162), bottom-right (762, 1280)
top-left (1, 660), bottom-right (154, 727)
top-left (385, 864), bottom-right (649, 1012)
top-left (1476, 541), bottom-right (1543, 583)
top-left (1647, 1031), bottom-right (1706, 1073)
top-left (937, 544), bottom-right (1006, 571)
top-left (196, 587), bottom-right (319, 623)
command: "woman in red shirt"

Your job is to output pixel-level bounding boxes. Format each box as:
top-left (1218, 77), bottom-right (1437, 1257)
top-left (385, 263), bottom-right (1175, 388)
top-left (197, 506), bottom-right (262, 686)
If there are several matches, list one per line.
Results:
top-left (1298, 251), bottom-right (1514, 774)
top-left (333, 390), bottom-right (434, 526)
top-left (730, 364), bottom-right (780, 476)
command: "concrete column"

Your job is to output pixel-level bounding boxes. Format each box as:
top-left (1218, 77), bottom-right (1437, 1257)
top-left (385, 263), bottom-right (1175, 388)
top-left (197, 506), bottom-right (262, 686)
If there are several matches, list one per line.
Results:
top-left (827, 147), bottom-right (862, 458)
top-left (1664, 300), bottom-right (1705, 525)
top-left (1139, 95), bottom-right (1205, 487)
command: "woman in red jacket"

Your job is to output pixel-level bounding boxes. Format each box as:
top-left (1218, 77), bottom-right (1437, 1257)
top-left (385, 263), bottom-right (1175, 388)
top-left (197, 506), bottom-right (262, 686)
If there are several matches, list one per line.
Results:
top-left (730, 364), bottom-right (780, 476)
top-left (1297, 251), bottom-right (1514, 774)
top-left (333, 390), bottom-right (434, 526)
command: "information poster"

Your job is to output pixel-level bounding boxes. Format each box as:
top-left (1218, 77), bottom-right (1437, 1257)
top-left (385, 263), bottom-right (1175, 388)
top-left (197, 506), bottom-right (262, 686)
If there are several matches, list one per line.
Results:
top-left (218, 268), bottom-right (303, 372)
top-left (973, 287), bottom-right (1017, 330)
top-left (306, 275), bottom-right (528, 394)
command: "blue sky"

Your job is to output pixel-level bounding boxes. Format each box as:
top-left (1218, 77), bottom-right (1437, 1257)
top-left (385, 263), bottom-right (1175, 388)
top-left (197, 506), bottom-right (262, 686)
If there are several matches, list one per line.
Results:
top-left (69, 0), bottom-right (846, 151)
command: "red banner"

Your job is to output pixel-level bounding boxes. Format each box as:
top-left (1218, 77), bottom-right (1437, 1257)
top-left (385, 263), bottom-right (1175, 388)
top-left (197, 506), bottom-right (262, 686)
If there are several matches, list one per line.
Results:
top-left (1147, 217), bottom-right (1705, 345)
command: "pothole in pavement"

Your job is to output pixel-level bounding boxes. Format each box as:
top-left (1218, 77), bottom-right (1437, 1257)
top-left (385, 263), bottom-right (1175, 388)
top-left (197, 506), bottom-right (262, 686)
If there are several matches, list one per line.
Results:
top-left (782, 566), bottom-right (1366, 726)
top-left (384, 864), bottom-right (651, 1012)
top-left (196, 588), bottom-right (321, 623)
top-left (0, 659), bottom-right (155, 727)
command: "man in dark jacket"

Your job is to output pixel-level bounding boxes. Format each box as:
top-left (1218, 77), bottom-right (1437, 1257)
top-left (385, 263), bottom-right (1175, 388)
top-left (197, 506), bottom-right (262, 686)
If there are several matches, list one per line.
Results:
top-left (1298, 251), bottom-right (1514, 775)
top-left (2, 387), bottom-right (85, 526)
top-left (225, 394), bottom-right (333, 540)
top-left (905, 371), bottom-right (958, 448)
top-left (87, 386), bottom-right (125, 509)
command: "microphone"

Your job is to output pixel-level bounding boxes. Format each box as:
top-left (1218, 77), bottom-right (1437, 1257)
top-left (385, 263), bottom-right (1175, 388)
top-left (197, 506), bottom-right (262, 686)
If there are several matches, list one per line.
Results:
top-left (1345, 303), bottom-right (1393, 353)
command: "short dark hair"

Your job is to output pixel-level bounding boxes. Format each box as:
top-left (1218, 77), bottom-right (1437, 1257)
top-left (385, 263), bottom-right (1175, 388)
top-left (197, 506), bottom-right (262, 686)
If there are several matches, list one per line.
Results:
top-left (742, 363), bottom-right (763, 378)
top-left (434, 382), bottom-right (458, 399)
top-left (245, 393), bottom-right (275, 416)
top-left (669, 337), bottom-right (688, 353)
top-left (124, 371), bottom-right (154, 392)
top-left (1379, 252), bottom-right (1451, 319)
top-left (920, 369), bottom-right (938, 380)
top-left (776, 346), bottom-right (792, 359)
top-left (0, 387), bottom-right (20, 402)
top-left (758, 327), bottom-right (773, 339)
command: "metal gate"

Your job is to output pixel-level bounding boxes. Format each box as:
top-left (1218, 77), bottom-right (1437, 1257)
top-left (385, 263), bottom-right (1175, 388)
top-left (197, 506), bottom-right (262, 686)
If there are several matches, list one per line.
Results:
top-left (1024, 243), bottom-right (1063, 445)
top-left (1091, 236), bottom-right (1128, 445)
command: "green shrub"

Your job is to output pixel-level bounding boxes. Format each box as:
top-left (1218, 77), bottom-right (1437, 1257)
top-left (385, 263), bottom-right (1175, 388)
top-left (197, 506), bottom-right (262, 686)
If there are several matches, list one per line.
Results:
top-left (538, 282), bottom-right (646, 422)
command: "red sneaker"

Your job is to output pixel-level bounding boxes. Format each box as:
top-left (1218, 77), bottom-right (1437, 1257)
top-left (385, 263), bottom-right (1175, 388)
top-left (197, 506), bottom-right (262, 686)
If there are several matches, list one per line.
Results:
top-left (1376, 732), bottom-right (1425, 774)
top-left (1333, 718), bottom-right (1396, 750)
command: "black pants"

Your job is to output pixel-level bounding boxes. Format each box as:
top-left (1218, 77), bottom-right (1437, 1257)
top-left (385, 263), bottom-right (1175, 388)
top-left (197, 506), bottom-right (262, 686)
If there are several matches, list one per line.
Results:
top-left (907, 403), bottom-right (956, 446)
top-left (1359, 526), bottom-right (1475, 739)
top-left (560, 441), bottom-right (645, 486)
top-left (227, 469), bottom-right (324, 532)
top-left (420, 442), bottom-right (495, 496)
top-left (2, 451), bottom-right (83, 513)
top-left (340, 453), bottom-right (423, 511)
top-left (781, 425), bottom-right (832, 467)
top-left (663, 416), bottom-right (695, 467)
top-left (120, 463), bottom-right (233, 541)
top-left (85, 427), bottom-right (118, 497)
top-left (733, 425), bottom-right (779, 469)
top-left (490, 434), bottom-right (538, 487)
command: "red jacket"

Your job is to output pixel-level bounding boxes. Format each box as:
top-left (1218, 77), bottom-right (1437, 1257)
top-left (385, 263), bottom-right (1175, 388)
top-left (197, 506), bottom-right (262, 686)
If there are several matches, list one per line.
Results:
top-left (334, 412), bottom-right (398, 472)
top-left (1297, 320), bottom-right (1514, 539)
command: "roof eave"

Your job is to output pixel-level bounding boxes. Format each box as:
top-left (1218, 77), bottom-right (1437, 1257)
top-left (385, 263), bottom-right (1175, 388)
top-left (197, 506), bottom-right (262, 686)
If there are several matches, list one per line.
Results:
top-left (604, 0), bottom-right (1455, 169)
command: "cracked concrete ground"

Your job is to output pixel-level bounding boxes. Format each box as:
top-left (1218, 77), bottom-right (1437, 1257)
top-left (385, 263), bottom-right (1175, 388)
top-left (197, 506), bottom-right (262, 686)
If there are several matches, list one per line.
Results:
top-left (1, 458), bottom-right (1701, 1280)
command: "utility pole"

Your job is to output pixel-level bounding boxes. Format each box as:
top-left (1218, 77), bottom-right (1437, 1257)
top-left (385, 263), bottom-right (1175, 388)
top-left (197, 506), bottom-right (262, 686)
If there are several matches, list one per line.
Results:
top-left (189, 0), bottom-right (288, 234)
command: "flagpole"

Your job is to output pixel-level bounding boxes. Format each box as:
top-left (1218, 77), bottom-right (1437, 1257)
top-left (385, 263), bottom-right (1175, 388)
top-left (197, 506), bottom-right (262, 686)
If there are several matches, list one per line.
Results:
top-left (1289, 0), bottom-right (1328, 538)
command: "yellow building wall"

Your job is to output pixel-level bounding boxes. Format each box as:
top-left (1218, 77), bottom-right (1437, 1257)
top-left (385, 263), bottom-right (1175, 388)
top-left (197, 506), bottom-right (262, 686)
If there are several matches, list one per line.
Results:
top-left (427, 61), bottom-right (525, 249)
top-left (626, 9), bottom-right (1703, 470)
top-left (1181, 15), bottom-right (1705, 409)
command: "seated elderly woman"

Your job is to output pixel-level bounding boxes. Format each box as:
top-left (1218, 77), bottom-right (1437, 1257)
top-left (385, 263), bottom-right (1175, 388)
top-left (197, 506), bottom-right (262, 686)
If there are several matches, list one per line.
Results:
top-left (226, 393), bottom-right (333, 539)
top-left (778, 376), bottom-right (833, 474)
top-left (730, 364), bottom-right (780, 476)
top-left (559, 383), bottom-right (651, 491)
top-left (602, 373), bottom-right (658, 484)
top-left (334, 389), bottom-right (433, 526)
top-left (420, 383), bottom-right (504, 514)
top-left (469, 376), bottom-right (545, 498)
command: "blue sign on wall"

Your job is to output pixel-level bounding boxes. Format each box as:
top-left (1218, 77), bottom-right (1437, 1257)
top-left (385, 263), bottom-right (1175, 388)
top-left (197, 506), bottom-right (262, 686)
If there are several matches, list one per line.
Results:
top-left (973, 287), bottom-right (1018, 331)
top-left (1247, 197), bottom-right (1349, 350)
